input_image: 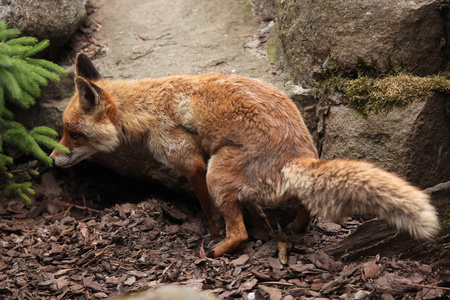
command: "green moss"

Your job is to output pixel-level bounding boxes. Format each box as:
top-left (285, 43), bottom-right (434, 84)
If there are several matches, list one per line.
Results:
top-left (321, 58), bottom-right (450, 118)
top-left (266, 25), bottom-right (279, 64)
top-left (327, 73), bottom-right (450, 117)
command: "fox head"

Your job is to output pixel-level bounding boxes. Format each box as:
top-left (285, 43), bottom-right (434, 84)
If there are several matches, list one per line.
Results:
top-left (50, 54), bottom-right (120, 167)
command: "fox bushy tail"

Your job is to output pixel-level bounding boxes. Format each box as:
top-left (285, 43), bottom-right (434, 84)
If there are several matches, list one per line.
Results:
top-left (283, 158), bottom-right (439, 239)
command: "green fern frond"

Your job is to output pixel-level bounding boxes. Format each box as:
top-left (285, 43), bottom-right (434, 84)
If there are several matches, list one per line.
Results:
top-left (30, 127), bottom-right (69, 154)
top-left (26, 58), bottom-right (67, 76)
top-left (0, 21), bottom-right (67, 204)
top-left (2, 128), bottom-right (53, 166)
top-left (0, 154), bottom-right (13, 168)
top-left (0, 53), bottom-right (14, 68)
top-left (1, 182), bottom-right (34, 205)
top-left (27, 62), bottom-right (61, 83)
top-left (11, 161), bottom-right (39, 181)
top-left (0, 86), bottom-right (14, 119)
top-left (30, 132), bottom-right (63, 151)
top-left (30, 126), bottom-right (59, 137)
top-left (0, 68), bottom-right (21, 100)
top-left (3, 120), bottom-right (27, 131)
top-left (23, 40), bottom-right (50, 57)
top-left (18, 193), bottom-right (32, 204)
top-left (5, 36), bottom-right (38, 47)
top-left (54, 143), bottom-right (69, 154)
top-left (16, 90), bottom-right (36, 109)
top-left (0, 27), bottom-right (20, 42)
top-left (9, 60), bottom-right (42, 97)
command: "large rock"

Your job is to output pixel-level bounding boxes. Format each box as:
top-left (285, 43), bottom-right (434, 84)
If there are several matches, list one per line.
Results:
top-left (320, 92), bottom-right (450, 189)
top-left (1, 0), bottom-right (87, 49)
top-left (276, 0), bottom-right (447, 87)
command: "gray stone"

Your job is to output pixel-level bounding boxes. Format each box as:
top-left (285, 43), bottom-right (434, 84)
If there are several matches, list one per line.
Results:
top-left (276, 0), bottom-right (447, 87)
top-left (1, 0), bottom-right (87, 48)
top-left (321, 92), bottom-right (450, 188)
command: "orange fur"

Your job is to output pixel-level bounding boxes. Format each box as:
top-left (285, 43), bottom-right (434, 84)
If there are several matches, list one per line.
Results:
top-left (51, 54), bottom-right (439, 257)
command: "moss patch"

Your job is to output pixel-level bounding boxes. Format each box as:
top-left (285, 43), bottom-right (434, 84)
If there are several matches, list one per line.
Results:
top-left (322, 58), bottom-right (450, 118)
top-left (266, 24), bottom-right (279, 64)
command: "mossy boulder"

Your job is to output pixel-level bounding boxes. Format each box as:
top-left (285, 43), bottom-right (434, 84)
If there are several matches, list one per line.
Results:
top-left (275, 0), bottom-right (448, 87)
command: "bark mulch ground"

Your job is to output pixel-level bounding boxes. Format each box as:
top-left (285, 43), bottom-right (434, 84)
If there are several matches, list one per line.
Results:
top-left (1, 166), bottom-right (449, 300)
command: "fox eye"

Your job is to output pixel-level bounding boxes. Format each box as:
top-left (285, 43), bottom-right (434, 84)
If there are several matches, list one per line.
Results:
top-left (70, 132), bottom-right (80, 140)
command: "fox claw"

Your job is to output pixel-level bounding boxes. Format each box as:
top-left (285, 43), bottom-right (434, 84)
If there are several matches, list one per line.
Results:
top-left (204, 238), bottom-right (221, 258)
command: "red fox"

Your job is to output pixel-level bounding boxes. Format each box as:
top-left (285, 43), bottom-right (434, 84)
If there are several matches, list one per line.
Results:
top-left (50, 54), bottom-right (439, 257)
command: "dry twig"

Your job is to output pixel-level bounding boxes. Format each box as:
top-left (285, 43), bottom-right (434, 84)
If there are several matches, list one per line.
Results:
top-left (47, 199), bottom-right (102, 214)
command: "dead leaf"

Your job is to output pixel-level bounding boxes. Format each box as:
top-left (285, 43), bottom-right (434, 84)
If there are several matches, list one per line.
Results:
top-left (373, 274), bottom-right (414, 295)
top-left (339, 263), bottom-right (360, 277)
top-left (83, 276), bottom-right (107, 292)
top-left (362, 261), bottom-right (381, 280)
top-left (259, 285), bottom-right (282, 300)
top-left (118, 203), bottom-right (135, 219)
top-left (160, 202), bottom-right (187, 223)
top-left (78, 223), bottom-right (91, 244)
top-left (290, 263), bottom-right (316, 273)
top-left (54, 276), bottom-right (69, 290)
top-left (54, 269), bottom-right (74, 276)
top-left (251, 269), bottom-right (272, 281)
top-left (321, 275), bottom-right (350, 294)
top-left (239, 278), bottom-right (258, 292)
top-left (267, 257), bottom-right (283, 271)
top-left (310, 282), bottom-right (325, 291)
top-left (123, 276), bottom-right (136, 286)
top-left (231, 254), bottom-right (249, 266)
top-left (254, 239), bottom-right (278, 259)
top-left (316, 220), bottom-right (342, 235)
top-left (418, 264), bottom-right (433, 274)
top-left (41, 173), bottom-right (63, 198)
top-left (309, 250), bottom-right (333, 271)
top-left (137, 34), bottom-right (148, 41)
top-left (421, 287), bottom-right (445, 299)
top-left (50, 243), bottom-right (63, 255)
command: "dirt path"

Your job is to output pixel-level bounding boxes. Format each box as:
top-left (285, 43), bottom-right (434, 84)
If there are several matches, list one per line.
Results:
top-left (91, 0), bottom-right (273, 81)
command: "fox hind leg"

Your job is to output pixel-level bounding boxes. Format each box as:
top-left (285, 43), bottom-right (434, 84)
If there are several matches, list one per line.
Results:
top-left (290, 204), bottom-right (312, 233)
top-left (187, 167), bottom-right (225, 239)
top-left (174, 153), bottom-right (224, 239)
top-left (206, 146), bottom-right (249, 257)
top-left (207, 195), bottom-right (248, 257)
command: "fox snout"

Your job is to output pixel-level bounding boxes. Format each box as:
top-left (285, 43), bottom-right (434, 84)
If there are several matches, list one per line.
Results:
top-left (51, 146), bottom-right (98, 168)
top-left (49, 148), bottom-right (63, 160)
top-left (49, 147), bottom-right (69, 168)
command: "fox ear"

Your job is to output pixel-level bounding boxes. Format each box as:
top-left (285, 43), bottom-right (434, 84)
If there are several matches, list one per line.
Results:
top-left (75, 53), bottom-right (102, 81)
top-left (75, 77), bottom-right (102, 112)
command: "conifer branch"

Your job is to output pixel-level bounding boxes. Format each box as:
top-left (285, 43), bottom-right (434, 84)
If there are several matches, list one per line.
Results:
top-left (0, 21), bottom-right (69, 205)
